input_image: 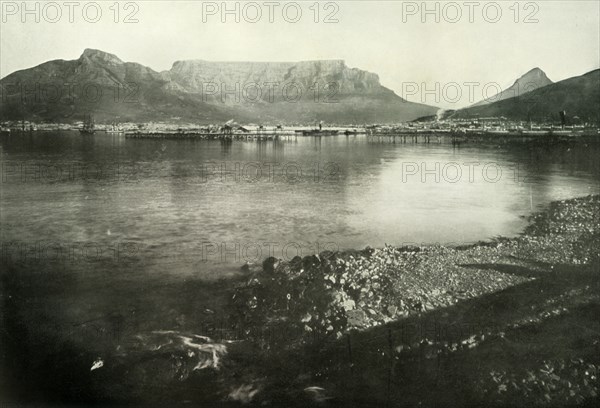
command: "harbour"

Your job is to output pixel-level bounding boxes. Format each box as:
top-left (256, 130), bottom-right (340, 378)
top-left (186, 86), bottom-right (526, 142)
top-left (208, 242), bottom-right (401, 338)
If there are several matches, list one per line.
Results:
top-left (2, 1), bottom-right (599, 405)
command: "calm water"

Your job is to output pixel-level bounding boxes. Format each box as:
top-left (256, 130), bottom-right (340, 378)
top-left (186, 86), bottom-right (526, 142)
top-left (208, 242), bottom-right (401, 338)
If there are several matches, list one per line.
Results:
top-left (1, 131), bottom-right (599, 401)
top-left (1, 131), bottom-right (599, 280)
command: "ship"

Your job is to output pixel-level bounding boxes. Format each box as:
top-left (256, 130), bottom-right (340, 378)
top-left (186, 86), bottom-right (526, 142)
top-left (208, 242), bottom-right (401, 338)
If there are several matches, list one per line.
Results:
top-left (79, 114), bottom-right (95, 135)
top-left (301, 129), bottom-right (339, 136)
top-left (298, 120), bottom-right (339, 136)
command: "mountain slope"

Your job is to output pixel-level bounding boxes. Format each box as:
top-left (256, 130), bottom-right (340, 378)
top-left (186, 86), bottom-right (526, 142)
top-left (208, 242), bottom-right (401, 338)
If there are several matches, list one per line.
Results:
top-left (455, 69), bottom-right (600, 123)
top-left (0, 49), bottom-right (437, 124)
top-left (472, 68), bottom-right (553, 107)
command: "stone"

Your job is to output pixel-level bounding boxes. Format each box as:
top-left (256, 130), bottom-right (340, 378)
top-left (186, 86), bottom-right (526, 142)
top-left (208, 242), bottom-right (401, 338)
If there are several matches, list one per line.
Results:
top-left (262, 257), bottom-right (280, 274)
top-left (387, 305), bottom-right (398, 317)
top-left (346, 310), bottom-right (368, 327)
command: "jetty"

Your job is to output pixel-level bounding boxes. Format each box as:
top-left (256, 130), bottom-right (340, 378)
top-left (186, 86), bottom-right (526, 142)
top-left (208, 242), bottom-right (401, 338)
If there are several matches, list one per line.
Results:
top-left (297, 129), bottom-right (340, 136)
top-left (125, 131), bottom-right (286, 140)
top-left (124, 125), bottom-right (356, 140)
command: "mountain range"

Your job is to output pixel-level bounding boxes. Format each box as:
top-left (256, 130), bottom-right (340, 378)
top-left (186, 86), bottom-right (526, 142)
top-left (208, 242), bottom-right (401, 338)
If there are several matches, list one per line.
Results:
top-left (1, 49), bottom-right (598, 125)
top-left (454, 68), bottom-right (600, 123)
top-left (0, 49), bottom-right (436, 124)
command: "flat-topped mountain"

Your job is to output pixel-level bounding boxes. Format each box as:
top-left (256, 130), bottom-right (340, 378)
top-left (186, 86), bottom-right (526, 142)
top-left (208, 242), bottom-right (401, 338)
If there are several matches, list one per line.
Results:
top-left (165, 59), bottom-right (383, 94)
top-left (0, 49), bottom-right (437, 124)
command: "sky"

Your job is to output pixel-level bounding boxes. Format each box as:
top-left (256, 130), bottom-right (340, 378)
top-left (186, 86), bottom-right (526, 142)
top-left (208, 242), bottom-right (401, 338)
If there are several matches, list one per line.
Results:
top-left (1, 0), bottom-right (599, 108)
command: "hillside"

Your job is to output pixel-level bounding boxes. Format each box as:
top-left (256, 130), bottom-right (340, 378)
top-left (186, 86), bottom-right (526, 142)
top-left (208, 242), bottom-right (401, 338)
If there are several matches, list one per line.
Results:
top-left (471, 67), bottom-right (553, 107)
top-left (0, 49), bottom-right (437, 124)
top-left (456, 69), bottom-right (600, 123)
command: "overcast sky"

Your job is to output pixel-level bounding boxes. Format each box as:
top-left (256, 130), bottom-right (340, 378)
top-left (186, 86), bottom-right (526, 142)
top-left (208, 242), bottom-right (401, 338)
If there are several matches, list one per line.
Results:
top-left (1, 0), bottom-right (599, 108)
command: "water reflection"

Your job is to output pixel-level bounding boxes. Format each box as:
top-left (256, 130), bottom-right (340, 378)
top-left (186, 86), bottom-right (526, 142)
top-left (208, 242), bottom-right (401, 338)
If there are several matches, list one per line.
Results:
top-left (1, 132), bottom-right (598, 278)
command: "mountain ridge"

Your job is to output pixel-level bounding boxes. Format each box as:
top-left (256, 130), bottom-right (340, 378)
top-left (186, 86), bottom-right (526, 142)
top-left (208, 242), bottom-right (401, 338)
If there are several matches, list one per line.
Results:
top-left (471, 67), bottom-right (553, 107)
top-left (455, 68), bottom-right (599, 123)
top-left (0, 49), bottom-right (436, 124)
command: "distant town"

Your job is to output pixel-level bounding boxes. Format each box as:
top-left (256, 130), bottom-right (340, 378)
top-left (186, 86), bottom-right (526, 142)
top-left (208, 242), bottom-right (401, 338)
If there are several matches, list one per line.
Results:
top-left (2, 117), bottom-right (598, 140)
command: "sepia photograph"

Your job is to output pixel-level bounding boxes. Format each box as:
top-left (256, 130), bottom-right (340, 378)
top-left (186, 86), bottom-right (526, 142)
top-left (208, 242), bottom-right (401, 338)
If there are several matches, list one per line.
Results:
top-left (1, 0), bottom-right (599, 406)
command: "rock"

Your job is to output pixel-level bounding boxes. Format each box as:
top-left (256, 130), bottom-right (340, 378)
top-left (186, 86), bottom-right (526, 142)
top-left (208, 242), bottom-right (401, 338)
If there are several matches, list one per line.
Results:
top-left (342, 299), bottom-right (356, 311)
top-left (387, 305), bottom-right (398, 317)
top-left (302, 255), bottom-right (321, 270)
top-left (229, 384), bottom-right (260, 404)
top-left (320, 250), bottom-right (336, 260)
top-left (346, 310), bottom-right (368, 327)
top-left (90, 358), bottom-right (104, 371)
top-left (262, 257), bottom-right (280, 274)
top-left (304, 386), bottom-right (330, 403)
top-left (363, 246), bottom-right (375, 257)
top-left (289, 256), bottom-right (303, 267)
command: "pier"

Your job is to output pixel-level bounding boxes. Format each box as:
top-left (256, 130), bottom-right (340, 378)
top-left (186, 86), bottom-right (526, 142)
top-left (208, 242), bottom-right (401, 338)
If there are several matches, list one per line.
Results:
top-left (125, 131), bottom-right (286, 140)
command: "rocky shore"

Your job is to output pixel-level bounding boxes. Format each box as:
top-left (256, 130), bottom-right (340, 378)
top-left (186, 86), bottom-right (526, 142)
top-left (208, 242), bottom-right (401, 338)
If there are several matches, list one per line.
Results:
top-left (2, 195), bottom-right (598, 406)
top-left (232, 195), bottom-right (598, 338)
top-left (224, 195), bottom-right (599, 405)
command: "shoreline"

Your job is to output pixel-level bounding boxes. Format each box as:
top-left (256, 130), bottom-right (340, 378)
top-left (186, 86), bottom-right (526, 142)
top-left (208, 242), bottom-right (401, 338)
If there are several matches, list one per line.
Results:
top-left (1, 195), bottom-right (598, 406)
top-left (231, 195), bottom-right (599, 337)
top-left (2, 128), bottom-right (598, 149)
top-left (220, 194), bottom-right (599, 405)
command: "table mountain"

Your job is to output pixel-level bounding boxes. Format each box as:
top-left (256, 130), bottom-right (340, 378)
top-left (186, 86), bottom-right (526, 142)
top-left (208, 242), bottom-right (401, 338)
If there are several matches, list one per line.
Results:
top-left (0, 49), bottom-right (437, 124)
